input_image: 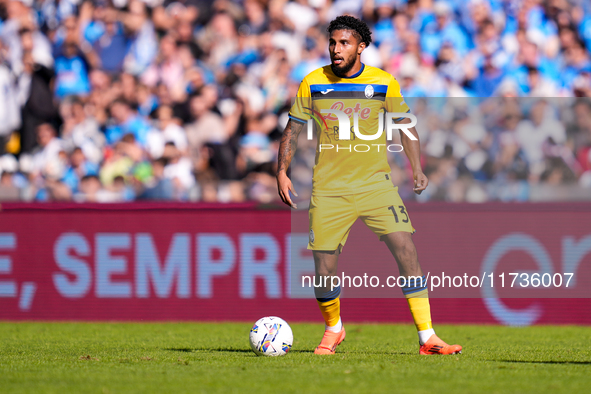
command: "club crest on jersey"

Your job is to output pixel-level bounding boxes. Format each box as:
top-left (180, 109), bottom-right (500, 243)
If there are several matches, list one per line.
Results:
top-left (365, 85), bottom-right (374, 98)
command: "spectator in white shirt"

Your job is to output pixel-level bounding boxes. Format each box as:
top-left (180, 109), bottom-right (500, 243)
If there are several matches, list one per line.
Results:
top-left (31, 123), bottom-right (65, 177)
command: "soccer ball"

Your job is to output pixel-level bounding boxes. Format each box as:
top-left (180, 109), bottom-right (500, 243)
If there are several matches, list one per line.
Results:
top-left (249, 316), bottom-right (293, 356)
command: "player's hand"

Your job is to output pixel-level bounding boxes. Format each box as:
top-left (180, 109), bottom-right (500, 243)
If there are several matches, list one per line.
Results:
top-left (276, 171), bottom-right (298, 209)
top-left (413, 172), bottom-right (428, 195)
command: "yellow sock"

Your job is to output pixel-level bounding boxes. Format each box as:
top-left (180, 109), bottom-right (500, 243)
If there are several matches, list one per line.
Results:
top-left (406, 290), bottom-right (433, 331)
top-left (317, 297), bottom-right (340, 327)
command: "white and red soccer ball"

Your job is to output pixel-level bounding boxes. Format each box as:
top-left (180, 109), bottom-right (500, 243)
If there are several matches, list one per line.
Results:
top-left (249, 316), bottom-right (293, 356)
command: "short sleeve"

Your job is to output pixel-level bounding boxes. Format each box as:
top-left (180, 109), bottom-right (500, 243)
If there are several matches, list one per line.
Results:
top-left (385, 76), bottom-right (410, 119)
top-left (289, 78), bottom-right (311, 124)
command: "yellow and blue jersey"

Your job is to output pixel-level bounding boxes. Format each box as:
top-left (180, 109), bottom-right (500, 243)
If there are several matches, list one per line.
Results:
top-left (289, 64), bottom-right (410, 196)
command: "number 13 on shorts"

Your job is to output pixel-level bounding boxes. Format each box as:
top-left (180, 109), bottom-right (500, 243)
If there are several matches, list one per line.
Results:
top-left (387, 205), bottom-right (409, 223)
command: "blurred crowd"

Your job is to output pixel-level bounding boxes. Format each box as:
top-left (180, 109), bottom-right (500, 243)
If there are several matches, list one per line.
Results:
top-left (0, 0), bottom-right (590, 203)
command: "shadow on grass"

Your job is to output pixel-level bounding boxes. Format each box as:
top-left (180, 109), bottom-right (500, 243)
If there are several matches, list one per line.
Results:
top-left (164, 347), bottom-right (413, 355)
top-left (166, 347), bottom-right (252, 353)
top-left (493, 359), bottom-right (591, 365)
top-left (166, 347), bottom-right (317, 354)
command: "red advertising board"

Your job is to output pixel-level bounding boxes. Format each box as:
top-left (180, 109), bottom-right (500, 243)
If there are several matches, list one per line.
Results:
top-left (0, 203), bottom-right (590, 325)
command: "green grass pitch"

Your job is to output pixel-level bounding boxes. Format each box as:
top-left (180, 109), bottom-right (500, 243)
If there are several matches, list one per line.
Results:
top-left (1, 322), bottom-right (590, 393)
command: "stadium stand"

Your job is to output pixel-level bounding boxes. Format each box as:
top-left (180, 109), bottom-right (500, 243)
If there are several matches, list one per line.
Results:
top-left (0, 0), bottom-right (590, 202)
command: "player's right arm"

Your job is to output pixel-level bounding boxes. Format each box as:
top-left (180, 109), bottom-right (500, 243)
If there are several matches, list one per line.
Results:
top-left (277, 77), bottom-right (311, 209)
top-left (276, 119), bottom-right (305, 209)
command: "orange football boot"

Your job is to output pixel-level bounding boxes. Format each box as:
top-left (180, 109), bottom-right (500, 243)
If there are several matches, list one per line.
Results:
top-left (419, 334), bottom-right (462, 355)
top-left (314, 327), bottom-right (346, 355)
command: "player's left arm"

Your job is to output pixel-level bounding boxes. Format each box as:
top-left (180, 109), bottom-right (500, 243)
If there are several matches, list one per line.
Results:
top-left (385, 75), bottom-right (427, 194)
top-left (397, 117), bottom-right (428, 195)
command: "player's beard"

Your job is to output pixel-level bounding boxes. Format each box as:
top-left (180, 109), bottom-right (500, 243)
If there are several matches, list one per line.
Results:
top-left (331, 53), bottom-right (357, 77)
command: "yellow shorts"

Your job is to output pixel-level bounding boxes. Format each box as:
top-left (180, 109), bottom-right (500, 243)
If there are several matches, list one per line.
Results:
top-left (308, 186), bottom-right (415, 250)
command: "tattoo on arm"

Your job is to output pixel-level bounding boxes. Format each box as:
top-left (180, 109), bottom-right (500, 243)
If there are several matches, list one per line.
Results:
top-left (277, 119), bottom-right (305, 173)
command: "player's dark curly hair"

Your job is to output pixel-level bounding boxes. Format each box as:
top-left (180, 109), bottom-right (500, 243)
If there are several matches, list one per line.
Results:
top-left (327, 15), bottom-right (372, 47)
